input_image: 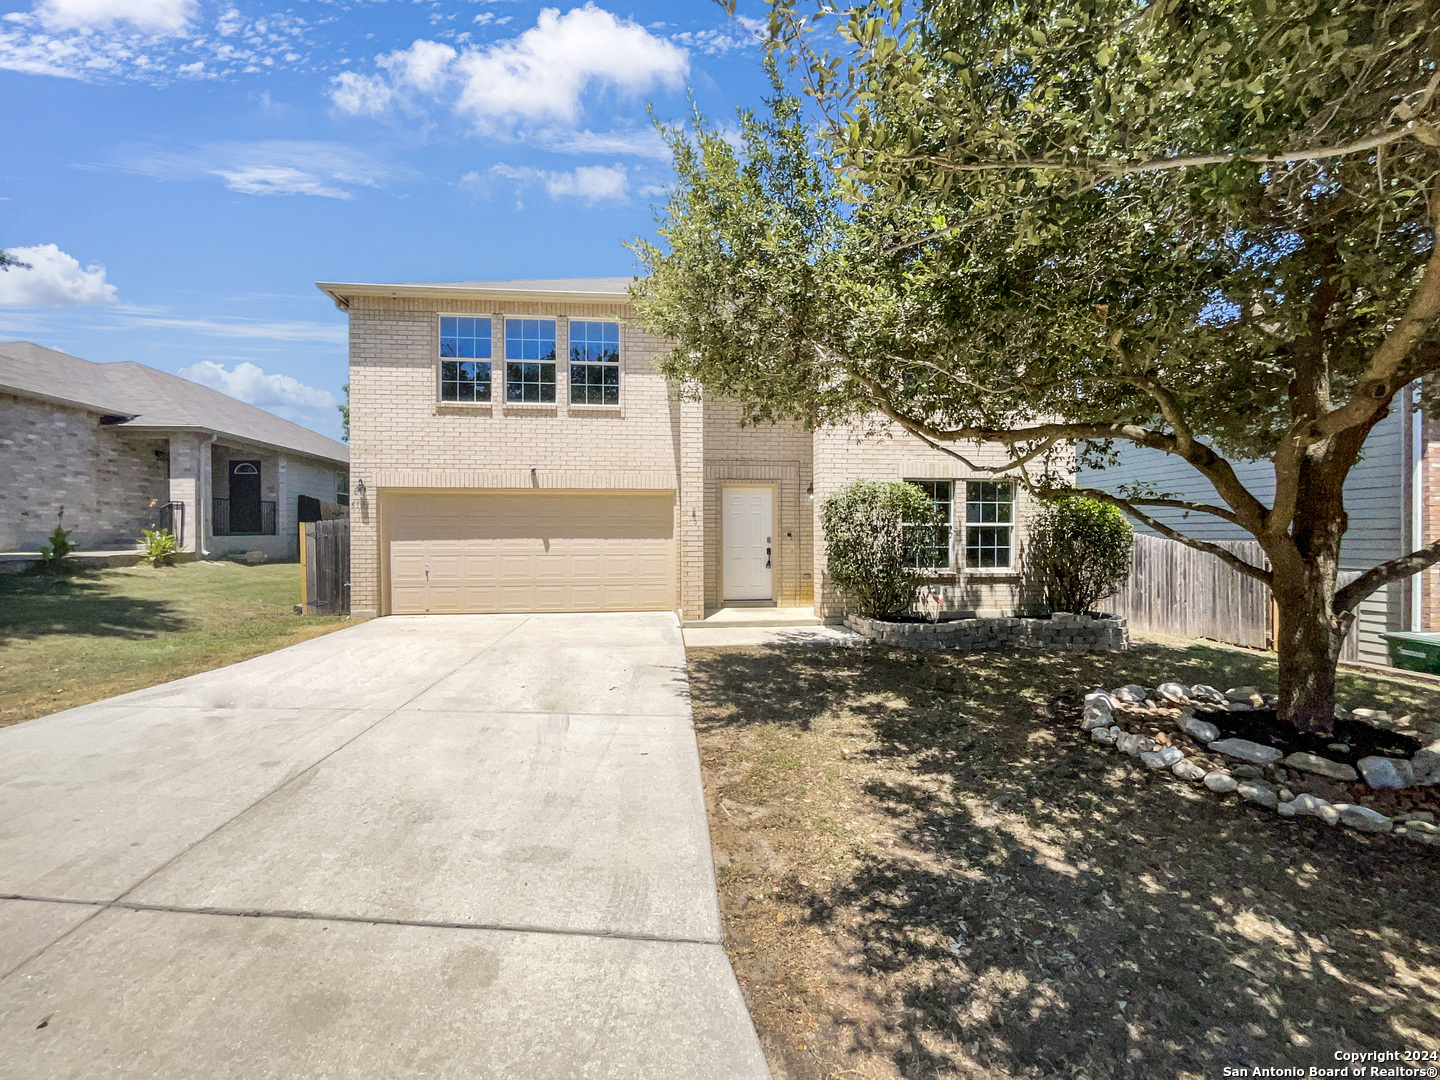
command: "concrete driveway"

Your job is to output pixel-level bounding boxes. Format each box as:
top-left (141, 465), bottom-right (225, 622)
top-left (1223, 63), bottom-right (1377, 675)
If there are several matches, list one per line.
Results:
top-left (0, 612), bottom-right (770, 1079)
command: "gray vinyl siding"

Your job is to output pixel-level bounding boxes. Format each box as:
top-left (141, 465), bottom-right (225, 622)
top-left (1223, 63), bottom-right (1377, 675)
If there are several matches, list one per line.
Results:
top-left (1078, 407), bottom-right (1405, 664)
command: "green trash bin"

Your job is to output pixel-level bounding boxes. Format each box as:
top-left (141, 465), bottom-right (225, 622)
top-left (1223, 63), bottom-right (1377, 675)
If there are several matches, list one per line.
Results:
top-left (1381, 631), bottom-right (1440, 674)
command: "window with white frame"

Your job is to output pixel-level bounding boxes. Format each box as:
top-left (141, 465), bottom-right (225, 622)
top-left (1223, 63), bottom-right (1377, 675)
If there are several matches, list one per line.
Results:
top-left (505, 318), bottom-right (557, 403)
top-left (965, 481), bottom-right (1014, 568)
top-left (905, 480), bottom-right (952, 568)
top-left (439, 316), bottom-right (492, 402)
top-left (569, 320), bottom-right (620, 405)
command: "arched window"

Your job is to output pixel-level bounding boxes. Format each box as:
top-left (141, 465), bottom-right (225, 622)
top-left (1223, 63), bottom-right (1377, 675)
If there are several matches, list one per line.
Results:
top-left (232, 463), bottom-right (259, 475)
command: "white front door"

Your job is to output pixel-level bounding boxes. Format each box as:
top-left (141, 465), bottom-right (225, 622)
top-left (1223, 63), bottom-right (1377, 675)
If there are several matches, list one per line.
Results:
top-left (723, 487), bottom-right (773, 601)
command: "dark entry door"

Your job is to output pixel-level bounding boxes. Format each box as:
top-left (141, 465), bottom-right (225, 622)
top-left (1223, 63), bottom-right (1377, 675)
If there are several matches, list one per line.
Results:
top-left (229, 460), bottom-right (262, 533)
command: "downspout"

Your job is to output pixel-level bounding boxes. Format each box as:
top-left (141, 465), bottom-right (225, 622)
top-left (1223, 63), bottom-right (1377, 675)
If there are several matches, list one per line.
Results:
top-left (1413, 382), bottom-right (1425, 632)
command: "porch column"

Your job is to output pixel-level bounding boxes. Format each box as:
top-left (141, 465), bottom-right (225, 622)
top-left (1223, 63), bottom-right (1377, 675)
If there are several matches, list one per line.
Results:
top-left (167, 431), bottom-right (213, 555)
top-left (277, 453), bottom-right (291, 556)
top-left (679, 389), bottom-right (705, 622)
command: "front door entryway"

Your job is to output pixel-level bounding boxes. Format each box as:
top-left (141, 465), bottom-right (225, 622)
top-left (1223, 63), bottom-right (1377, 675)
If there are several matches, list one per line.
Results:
top-left (228, 460), bottom-right (262, 534)
top-left (722, 486), bottom-right (773, 601)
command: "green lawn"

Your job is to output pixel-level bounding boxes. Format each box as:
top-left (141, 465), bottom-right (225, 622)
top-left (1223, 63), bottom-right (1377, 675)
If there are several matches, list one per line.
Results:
top-left (0, 561), bottom-right (349, 727)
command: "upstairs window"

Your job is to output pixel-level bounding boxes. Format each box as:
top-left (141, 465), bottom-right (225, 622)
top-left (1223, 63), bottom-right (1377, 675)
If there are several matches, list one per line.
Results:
top-left (569, 320), bottom-right (620, 405)
top-left (905, 480), bottom-right (952, 568)
top-left (965, 481), bottom-right (1014, 568)
top-left (505, 318), bottom-right (557, 403)
top-left (439, 316), bottom-right (492, 402)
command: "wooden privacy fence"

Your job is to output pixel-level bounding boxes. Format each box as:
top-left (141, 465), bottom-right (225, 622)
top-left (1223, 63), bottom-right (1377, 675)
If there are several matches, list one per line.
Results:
top-left (1108, 533), bottom-right (1273, 649)
top-left (1107, 533), bottom-right (1364, 659)
top-left (299, 519), bottom-right (350, 616)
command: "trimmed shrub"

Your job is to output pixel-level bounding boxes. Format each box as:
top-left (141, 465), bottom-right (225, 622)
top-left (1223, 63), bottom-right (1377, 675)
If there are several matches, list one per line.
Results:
top-left (1024, 496), bottom-right (1134, 614)
top-left (820, 480), bottom-right (941, 617)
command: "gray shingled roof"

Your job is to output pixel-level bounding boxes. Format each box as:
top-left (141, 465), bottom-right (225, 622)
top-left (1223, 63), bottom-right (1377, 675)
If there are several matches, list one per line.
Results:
top-left (0, 341), bottom-right (348, 465)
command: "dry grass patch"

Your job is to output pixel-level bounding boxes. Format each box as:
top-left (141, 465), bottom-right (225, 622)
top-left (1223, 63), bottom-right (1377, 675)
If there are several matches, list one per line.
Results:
top-left (688, 640), bottom-right (1440, 1080)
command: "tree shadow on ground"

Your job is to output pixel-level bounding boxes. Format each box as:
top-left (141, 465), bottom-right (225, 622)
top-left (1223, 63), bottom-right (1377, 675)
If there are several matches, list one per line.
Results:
top-left (0, 571), bottom-right (189, 644)
top-left (688, 641), bottom-right (1440, 1080)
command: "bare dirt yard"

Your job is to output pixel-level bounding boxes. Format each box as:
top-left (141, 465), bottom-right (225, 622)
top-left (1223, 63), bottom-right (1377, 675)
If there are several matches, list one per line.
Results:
top-left (687, 638), bottom-right (1440, 1080)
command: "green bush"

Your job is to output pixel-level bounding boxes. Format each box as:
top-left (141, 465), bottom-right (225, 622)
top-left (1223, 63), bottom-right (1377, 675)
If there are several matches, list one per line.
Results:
top-left (1024, 497), bottom-right (1134, 614)
top-left (140, 527), bottom-right (180, 567)
top-left (820, 480), bottom-right (941, 618)
top-left (36, 522), bottom-right (74, 574)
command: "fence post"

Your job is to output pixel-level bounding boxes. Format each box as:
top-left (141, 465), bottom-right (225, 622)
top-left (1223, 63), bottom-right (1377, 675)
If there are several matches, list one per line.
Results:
top-left (299, 521), bottom-right (309, 613)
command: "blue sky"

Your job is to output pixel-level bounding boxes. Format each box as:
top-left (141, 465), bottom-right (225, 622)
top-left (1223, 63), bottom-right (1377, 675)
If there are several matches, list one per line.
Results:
top-left (0, 0), bottom-right (773, 439)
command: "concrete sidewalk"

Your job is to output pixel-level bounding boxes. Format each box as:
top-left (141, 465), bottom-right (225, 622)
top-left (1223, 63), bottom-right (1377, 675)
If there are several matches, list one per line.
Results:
top-left (0, 613), bottom-right (770, 1079)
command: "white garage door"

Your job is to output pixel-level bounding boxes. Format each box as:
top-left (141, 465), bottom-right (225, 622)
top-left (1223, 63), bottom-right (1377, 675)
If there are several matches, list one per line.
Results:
top-left (388, 491), bottom-right (676, 614)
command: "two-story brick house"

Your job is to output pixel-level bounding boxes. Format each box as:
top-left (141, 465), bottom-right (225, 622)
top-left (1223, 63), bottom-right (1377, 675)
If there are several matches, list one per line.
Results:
top-left (319, 276), bottom-right (1039, 622)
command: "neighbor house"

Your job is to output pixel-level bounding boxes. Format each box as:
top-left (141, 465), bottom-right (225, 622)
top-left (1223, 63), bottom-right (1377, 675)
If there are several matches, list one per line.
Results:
top-left (0, 341), bottom-right (349, 564)
top-left (318, 277), bottom-right (1048, 622)
top-left (1079, 393), bottom-right (1426, 666)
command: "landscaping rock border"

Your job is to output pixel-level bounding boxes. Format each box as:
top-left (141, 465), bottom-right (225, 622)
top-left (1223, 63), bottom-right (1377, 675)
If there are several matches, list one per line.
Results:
top-left (845, 612), bottom-right (1128, 652)
top-left (1077, 685), bottom-right (1440, 848)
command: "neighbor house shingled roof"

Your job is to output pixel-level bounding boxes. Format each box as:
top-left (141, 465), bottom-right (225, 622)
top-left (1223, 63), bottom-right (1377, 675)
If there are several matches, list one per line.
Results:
top-left (0, 341), bottom-right (348, 465)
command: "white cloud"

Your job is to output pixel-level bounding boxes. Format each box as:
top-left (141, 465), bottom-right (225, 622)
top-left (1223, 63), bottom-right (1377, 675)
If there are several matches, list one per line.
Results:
top-left (331, 4), bottom-right (688, 133)
top-left (116, 314), bottom-right (346, 343)
top-left (35, 0), bottom-right (196, 34)
top-left (489, 162), bottom-right (629, 204)
top-left (328, 71), bottom-right (393, 117)
top-left (545, 126), bottom-right (671, 159)
top-left (0, 244), bottom-right (118, 307)
top-left (111, 140), bottom-right (416, 199)
top-left (178, 360), bottom-right (338, 411)
top-left (0, 2), bottom-right (309, 83)
top-left (670, 17), bottom-right (766, 56)
top-left (455, 5), bottom-right (687, 128)
top-left (379, 38), bottom-right (454, 94)
top-left (214, 166), bottom-right (353, 199)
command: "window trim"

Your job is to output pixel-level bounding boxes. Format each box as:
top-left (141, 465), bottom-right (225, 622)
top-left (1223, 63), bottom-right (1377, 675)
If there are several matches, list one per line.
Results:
top-left (963, 480), bottom-right (1016, 572)
top-left (903, 479), bottom-right (954, 572)
top-left (565, 315), bottom-right (623, 408)
top-left (437, 313), bottom-right (495, 404)
top-left (503, 316), bottom-right (558, 404)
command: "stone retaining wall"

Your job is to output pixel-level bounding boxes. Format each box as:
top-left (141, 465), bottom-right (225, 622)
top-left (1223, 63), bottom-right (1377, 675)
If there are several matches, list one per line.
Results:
top-left (844, 612), bottom-right (1128, 652)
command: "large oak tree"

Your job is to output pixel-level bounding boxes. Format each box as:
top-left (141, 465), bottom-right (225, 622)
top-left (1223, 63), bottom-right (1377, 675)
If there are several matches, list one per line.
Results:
top-left (632, 0), bottom-right (1440, 733)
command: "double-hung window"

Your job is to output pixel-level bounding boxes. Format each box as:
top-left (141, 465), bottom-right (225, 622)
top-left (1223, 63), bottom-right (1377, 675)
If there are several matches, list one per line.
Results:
top-left (905, 480), bottom-right (953, 569)
top-left (505, 318), bottom-right (557, 402)
top-left (569, 320), bottom-right (620, 405)
top-left (965, 481), bottom-right (1014, 568)
top-left (439, 316), bottom-right (492, 402)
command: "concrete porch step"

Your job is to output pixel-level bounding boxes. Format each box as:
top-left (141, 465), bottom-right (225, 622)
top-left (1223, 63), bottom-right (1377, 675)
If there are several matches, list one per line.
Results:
top-left (682, 606), bottom-right (822, 629)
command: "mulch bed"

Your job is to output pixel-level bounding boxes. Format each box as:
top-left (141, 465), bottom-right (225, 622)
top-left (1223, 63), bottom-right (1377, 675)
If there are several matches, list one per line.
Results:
top-left (1197, 706), bottom-right (1423, 764)
top-left (688, 640), bottom-right (1440, 1080)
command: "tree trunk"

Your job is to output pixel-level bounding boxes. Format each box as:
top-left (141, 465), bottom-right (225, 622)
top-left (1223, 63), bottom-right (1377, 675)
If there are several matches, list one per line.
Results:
top-left (1272, 568), bottom-right (1347, 735)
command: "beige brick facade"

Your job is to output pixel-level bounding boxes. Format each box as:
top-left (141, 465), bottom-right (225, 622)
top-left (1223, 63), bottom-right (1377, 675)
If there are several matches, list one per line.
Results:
top-left (340, 283), bottom-right (1043, 621)
top-left (812, 422), bottom-right (1038, 619)
top-left (345, 293), bottom-right (682, 617)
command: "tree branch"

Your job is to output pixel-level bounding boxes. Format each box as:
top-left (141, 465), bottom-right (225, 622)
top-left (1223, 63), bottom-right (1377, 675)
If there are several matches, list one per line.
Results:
top-left (898, 122), bottom-right (1436, 178)
top-left (904, 426), bottom-right (1060, 475)
top-left (1100, 493), bottom-right (1243, 526)
top-left (1045, 487), bottom-right (1273, 584)
top-left (1317, 172), bottom-right (1440, 437)
top-left (1334, 540), bottom-right (1440, 613)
